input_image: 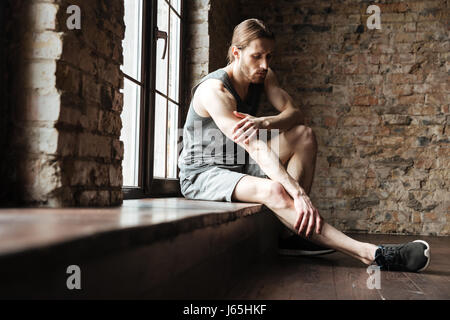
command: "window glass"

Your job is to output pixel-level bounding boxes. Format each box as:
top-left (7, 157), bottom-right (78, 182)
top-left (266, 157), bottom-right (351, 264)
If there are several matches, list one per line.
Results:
top-left (171, 0), bottom-right (181, 14)
top-left (121, 0), bottom-right (143, 81)
top-left (168, 11), bottom-right (181, 102)
top-left (121, 78), bottom-right (141, 186)
top-left (167, 102), bottom-right (179, 178)
top-left (153, 93), bottom-right (167, 178)
top-left (156, 0), bottom-right (169, 95)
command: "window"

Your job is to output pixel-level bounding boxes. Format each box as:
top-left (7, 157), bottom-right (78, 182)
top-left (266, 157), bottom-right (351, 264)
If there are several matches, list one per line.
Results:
top-left (121, 0), bottom-right (184, 198)
top-left (154, 0), bottom-right (182, 179)
top-left (121, 0), bottom-right (143, 187)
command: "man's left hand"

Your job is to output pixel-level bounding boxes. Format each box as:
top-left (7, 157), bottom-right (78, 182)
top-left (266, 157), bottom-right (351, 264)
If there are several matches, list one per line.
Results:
top-left (232, 111), bottom-right (269, 144)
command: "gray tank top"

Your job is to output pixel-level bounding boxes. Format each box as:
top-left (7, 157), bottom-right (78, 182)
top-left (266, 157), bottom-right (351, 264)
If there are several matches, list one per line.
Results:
top-left (178, 68), bottom-right (264, 180)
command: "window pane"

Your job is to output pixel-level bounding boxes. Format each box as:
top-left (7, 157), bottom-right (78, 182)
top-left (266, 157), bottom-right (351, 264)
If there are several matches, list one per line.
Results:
top-left (170, 0), bottom-right (181, 15)
top-left (153, 93), bottom-right (167, 178)
top-left (156, 0), bottom-right (169, 95)
top-left (169, 10), bottom-right (180, 103)
top-left (167, 102), bottom-right (179, 178)
top-left (122, 0), bottom-right (143, 81)
top-left (120, 78), bottom-right (142, 187)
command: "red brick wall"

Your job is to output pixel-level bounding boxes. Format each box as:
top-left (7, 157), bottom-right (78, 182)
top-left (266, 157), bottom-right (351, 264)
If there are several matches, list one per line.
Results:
top-left (183, 0), bottom-right (241, 124)
top-left (56, 0), bottom-right (125, 206)
top-left (1, 0), bottom-right (124, 207)
top-left (239, 0), bottom-right (449, 235)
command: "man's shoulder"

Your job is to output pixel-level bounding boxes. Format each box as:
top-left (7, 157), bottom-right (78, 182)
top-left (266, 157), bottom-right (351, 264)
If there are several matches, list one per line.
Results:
top-left (192, 78), bottom-right (236, 117)
top-left (198, 77), bottom-right (224, 90)
top-left (196, 78), bottom-right (234, 101)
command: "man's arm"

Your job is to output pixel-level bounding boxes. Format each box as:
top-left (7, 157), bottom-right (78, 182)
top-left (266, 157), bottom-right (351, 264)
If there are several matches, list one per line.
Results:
top-left (262, 68), bottom-right (304, 131)
top-left (198, 80), bottom-right (306, 198)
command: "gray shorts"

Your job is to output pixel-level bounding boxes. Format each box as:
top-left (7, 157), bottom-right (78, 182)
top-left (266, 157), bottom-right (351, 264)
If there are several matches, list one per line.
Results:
top-left (180, 161), bottom-right (269, 202)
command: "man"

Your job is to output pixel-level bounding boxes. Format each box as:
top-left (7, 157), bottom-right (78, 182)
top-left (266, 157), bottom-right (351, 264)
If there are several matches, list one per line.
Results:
top-left (178, 19), bottom-right (430, 272)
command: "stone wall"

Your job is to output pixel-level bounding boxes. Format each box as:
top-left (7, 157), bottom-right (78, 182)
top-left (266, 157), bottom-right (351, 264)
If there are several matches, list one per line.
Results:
top-left (238, 0), bottom-right (449, 235)
top-left (1, 0), bottom-right (124, 207)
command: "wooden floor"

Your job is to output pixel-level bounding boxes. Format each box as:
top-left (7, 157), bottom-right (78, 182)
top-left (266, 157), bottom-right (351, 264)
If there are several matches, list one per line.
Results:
top-left (223, 233), bottom-right (450, 300)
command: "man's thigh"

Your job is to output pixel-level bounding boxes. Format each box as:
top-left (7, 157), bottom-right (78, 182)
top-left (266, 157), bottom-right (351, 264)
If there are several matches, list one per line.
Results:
top-left (231, 174), bottom-right (272, 203)
top-left (233, 125), bottom-right (309, 203)
top-left (265, 128), bottom-right (298, 166)
top-left (233, 126), bottom-right (304, 202)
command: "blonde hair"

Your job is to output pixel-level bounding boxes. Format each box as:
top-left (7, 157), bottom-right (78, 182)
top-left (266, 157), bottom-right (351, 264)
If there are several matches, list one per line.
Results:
top-left (227, 19), bottom-right (275, 65)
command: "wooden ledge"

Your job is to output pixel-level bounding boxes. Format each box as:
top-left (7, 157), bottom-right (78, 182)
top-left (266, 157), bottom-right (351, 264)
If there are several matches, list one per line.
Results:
top-left (0, 198), bottom-right (265, 263)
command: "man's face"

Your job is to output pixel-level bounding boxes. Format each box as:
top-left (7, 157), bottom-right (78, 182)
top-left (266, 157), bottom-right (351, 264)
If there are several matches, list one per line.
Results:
top-left (236, 38), bottom-right (274, 84)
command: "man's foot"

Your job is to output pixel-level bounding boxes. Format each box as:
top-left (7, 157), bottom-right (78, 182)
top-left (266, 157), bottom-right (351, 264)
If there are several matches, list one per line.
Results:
top-left (373, 240), bottom-right (431, 272)
top-left (278, 235), bottom-right (336, 256)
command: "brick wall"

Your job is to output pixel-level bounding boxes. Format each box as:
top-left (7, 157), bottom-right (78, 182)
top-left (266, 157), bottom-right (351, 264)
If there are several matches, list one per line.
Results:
top-left (182, 0), bottom-right (449, 235)
top-left (208, 0), bottom-right (241, 71)
top-left (183, 0), bottom-right (210, 122)
top-left (0, 1), bottom-right (12, 205)
top-left (56, 0), bottom-right (125, 206)
top-left (1, 0), bottom-right (124, 207)
top-left (238, 0), bottom-right (449, 235)
top-left (183, 0), bottom-right (241, 123)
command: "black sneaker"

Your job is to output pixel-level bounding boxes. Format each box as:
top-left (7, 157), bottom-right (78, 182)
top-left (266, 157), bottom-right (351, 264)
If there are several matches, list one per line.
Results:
top-left (278, 235), bottom-right (336, 256)
top-left (374, 240), bottom-right (431, 272)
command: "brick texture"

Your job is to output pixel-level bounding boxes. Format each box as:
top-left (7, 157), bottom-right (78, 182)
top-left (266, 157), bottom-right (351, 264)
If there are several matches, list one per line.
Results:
top-left (1, 0), bottom-right (124, 207)
top-left (182, 0), bottom-right (449, 235)
top-left (238, 0), bottom-right (449, 236)
top-left (182, 0), bottom-right (241, 123)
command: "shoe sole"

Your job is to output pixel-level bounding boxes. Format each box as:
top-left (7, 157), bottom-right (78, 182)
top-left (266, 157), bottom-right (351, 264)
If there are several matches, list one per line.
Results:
top-left (278, 248), bottom-right (336, 257)
top-left (413, 240), bottom-right (431, 272)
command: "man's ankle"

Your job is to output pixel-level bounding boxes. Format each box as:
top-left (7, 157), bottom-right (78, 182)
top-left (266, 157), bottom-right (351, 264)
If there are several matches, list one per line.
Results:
top-left (362, 243), bottom-right (379, 265)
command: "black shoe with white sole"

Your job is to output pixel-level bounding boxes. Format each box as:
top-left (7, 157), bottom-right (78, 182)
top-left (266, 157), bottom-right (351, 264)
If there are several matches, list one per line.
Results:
top-left (278, 235), bottom-right (336, 256)
top-left (374, 240), bottom-right (431, 272)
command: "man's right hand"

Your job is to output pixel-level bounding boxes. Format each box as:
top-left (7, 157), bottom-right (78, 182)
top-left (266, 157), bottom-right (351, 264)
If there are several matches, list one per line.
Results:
top-left (292, 193), bottom-right (324, 238)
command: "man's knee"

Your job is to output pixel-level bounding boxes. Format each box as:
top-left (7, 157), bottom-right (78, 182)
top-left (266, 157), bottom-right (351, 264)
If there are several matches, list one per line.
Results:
top-left (267, 181), bottom-right (292, 209)
top-left (289, 125), bottom-right (317, 148)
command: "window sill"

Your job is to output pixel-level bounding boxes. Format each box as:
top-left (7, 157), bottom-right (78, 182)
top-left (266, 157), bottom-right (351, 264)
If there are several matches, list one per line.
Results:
top-left (0, 198), bottom-right (266, 263)
top-left (0, 198), bottom-right (279, 298)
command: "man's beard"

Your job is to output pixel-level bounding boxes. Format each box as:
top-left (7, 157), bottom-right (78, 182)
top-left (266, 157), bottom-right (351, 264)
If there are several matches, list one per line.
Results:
top-left (239, 60), bottom-right (263, 84)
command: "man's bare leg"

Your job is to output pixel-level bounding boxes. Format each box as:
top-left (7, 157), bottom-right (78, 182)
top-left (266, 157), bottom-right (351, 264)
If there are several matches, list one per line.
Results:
top-left (267, 125), bottom-right (319, 238)
top-left (232, 175), bottom-right (378, 265)
top-left (286, 127), bottom-right (317, 195)
top-left (268, 125), bottom-right (318, 195)
top-left (233, 124), bottom-right (378, 264)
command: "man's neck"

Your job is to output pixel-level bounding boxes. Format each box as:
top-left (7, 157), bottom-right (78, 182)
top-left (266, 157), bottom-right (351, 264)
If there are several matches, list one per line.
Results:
top-left (223, 63), bottom-right (250, 101)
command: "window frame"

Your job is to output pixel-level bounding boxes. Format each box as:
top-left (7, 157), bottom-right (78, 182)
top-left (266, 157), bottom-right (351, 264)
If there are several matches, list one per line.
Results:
top-left (123, 0), bottom-right (184, 199)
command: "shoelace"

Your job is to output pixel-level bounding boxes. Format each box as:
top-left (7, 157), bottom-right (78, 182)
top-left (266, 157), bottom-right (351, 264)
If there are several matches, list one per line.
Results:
top-left (375, 245), bottom-right (404, 270)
